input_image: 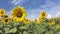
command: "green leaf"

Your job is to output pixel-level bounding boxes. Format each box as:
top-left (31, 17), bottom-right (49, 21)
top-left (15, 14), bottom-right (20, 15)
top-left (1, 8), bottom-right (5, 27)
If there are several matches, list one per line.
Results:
top-left (0, 24), bottom-right (3, 28)
top-left (9, 27), bottom-right (17, 33)
top-left (45, 31), bottom-right (54, 34)
top-left (19, 26), bottom-right (27, 30)
top-left (4, 28), bottom-right (10, 33)
top-left (0, 30), bottom-right (2, 33)
top-left (23, 31), bottom-right (28, 34)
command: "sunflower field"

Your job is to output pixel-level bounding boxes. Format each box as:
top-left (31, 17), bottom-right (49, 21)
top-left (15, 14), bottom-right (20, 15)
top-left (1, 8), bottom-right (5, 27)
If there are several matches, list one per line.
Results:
top-left (0, 6), bottom-right (60, 34)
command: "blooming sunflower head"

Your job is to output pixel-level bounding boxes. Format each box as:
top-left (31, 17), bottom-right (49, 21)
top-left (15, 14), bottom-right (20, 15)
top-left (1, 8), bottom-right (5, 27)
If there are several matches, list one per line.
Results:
top-left (0, 9), bottom-right (6, 17)
top-left (2, 18), bottom-right (10, 24)
top-left (40, 10), bottom-right (47, 19)
top-left (24, 19), bottom-right (31, 24)
top-left (11, 6), bottom-right (26, 22)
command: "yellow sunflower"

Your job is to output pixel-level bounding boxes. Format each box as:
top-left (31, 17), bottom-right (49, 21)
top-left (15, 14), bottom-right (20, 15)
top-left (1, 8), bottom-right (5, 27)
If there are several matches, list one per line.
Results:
top-left (11, 6), bottom-right (26, 22)
top-left (56, 25), bottom-right (60, 29)
top-left (2, 15), bottom-right (8, 18)
top-left (24, 19), bottom-right (31, 24)
top-left (0, 9), bottom-right (6, 17)
top-left (49, 20), bottom-right (55, 26)
top-left (39, 10), bottom-right (47, 21)
top-left (2, 18), bottom-right (10, 24)
top-left (36, 18), bottom-right (42, 24)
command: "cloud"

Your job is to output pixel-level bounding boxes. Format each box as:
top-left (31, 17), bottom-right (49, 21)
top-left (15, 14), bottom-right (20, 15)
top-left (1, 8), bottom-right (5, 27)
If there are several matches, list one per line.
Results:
top-left (12, 0), bottom-right (16, 3)
top-left (47, 14), bottom-right (52, 18)
top-left (26, 8), bottom-right (41, 20)
top-left (11, 0), bottom-right (30, 5)
top-left (28, 15), bottom-right (36, 20)
top-left (49, 5), bottom-right (60, 18)
top-left (41, 0), bottom-right (60, 18)
top-left (41, 0), bottom-right (56, 8)
top-left (11, 0), bottom-right (26, 5)
top-left (56, 12), bottom-right (60, 17)
top-left (6, 11), bottom-right (11, 17)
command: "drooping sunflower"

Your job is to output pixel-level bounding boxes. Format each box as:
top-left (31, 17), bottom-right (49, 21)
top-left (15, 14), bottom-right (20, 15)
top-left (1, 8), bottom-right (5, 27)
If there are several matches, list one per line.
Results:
top-left (2, 18), bottom-right (10, 24)
top-left (24, 19), bottom-right (31, 24)
top-left (49, 20), bottom-right (55, 26)
top-left (11, 6), bottom-right (26, 22)
top-left (39, 10), bottom-right (47, 21)
top-left (0, 9), bottom-right (6, 17)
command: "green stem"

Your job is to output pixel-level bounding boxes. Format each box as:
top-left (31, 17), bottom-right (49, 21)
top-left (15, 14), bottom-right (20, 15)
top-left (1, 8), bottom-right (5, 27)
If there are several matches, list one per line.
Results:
top-left (21, 29), bottom-right (25, 34)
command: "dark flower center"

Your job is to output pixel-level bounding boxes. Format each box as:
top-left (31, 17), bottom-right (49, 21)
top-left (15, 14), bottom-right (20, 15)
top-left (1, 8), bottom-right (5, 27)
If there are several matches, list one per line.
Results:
top-left (1, 12), bottom-right (4, 14)
top-left (4, 15), bottom-right (8, 18)
top-left (42, 12), bottom-right (45, 16)
top-left (5, 19), bottom-right (8, 22)
top-left (26, 20), bottom-right (29, 22)
top-left (15, 9), bottom-right (23, 18)
top-left (0, 10), bottom-right (4, 14)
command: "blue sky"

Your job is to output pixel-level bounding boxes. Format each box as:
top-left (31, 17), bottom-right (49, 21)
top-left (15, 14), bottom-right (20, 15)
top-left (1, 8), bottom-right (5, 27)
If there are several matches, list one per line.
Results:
top-left (0, 0), bottom-right (60, 20)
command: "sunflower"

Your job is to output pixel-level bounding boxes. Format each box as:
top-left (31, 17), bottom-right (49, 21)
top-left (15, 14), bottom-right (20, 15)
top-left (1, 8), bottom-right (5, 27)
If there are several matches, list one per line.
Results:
top-left (11, 6), bottom-right (26, 22)
top-left (0, 9), bottom-right (6, 17)
top-left (39, 10), bottom-right (47, 21)
top-left (49, 20), bottom-right (55, 26)
top-left (36, 18), bottom-right (42, 24)
top-left (56, 25), bottom-right (60, 29)
top-left (2, 18), bottom-right (10, 24)
top-left (24, 19), bottom-right (31, 24)
top-left (34, 19), bottom-right (37, 22)
top-left (2, 15), bottom-right (8, 18)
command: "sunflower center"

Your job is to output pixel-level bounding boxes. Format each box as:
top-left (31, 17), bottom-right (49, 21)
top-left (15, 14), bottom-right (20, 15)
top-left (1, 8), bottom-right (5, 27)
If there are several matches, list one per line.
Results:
top-left (26, 20), bottom-right (28, 22)
top-left (4, 15), bottom-right (8, 18)
top-left (5, 19), bottom-right (8, 22)
top-left (0, 10), bottom-right (4, 14)
top-left (1, 12), bottom-right (4, 14)
top-left (17, 12), bottom-right (23, 18)
top-left (42, 12), bottom-right (45, 16)
top-left (15, 9), bottom-right (23, 18)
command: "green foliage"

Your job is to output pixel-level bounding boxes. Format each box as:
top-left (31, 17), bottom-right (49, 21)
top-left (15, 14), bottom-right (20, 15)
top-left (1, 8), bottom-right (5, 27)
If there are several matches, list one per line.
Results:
top-left (0, 19), bottom-right (60, 34)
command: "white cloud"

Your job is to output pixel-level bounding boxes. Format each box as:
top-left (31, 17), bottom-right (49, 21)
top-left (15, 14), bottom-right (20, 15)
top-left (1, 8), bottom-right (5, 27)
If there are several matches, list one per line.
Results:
top-left (41, 0), bottom-right (56, 8)
top-left (14, 2), bottom-right (19, 5)
top-left (48, 5), bottom-right (60, 18)
top-left (29, 15), bottom-right (36, 20)
top-left (45, 0), bottom-right (56, 7)
top-left (11, 0), bottom-right (29, 5)
top-left (12, 0), bottom-right (16, 3)
top-left (41, 0), bottom-right (60, 18)
top-left (6, 11), bottom-right (11, 17)
top-left (56, 12), bottom-right (60, 17)
top-left (11, 0), bottom-right (25, 5)
top-left (47, 14), bottom-right (52, 18)
top-left (26, 8), bottom-right (41, 20)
